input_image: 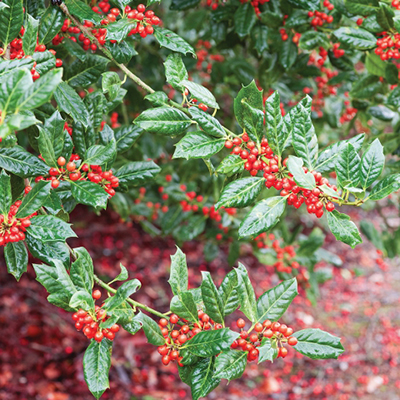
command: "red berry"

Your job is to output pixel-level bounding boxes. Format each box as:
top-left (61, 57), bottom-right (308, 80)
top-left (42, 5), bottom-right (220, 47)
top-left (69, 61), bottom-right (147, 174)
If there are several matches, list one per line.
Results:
top-left (94, 331), bottom-right (104, 342)
top-left (170, 314), bottom-right (179, 324)
top-left (288, 337), bottom-right (298, 346)
top-left (92, 290), bottom-right (101, 300)
top-left (236, 318), bottom-right (245, 328)
top-left (58, 157), bottom-right (66, 166)
top-left (66, 162), bottom-right (76, 172)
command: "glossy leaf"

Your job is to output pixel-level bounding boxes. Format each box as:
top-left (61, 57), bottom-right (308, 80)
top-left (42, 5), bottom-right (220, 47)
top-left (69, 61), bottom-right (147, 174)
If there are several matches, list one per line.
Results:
top-left (216, 177), bottom-right (264, 209)
top-left (5, 241), bottom-right (28, 281)
top-left (234, 3), bottom-right (256, 39)
top-left (104, 279), bottom-right (141, 312)
top-left (70, 180), bottom-right (109, 209)
top-left (134, 107), bottom-right (191, 135)
top-left (114, 125), bottom-right (142, 153)
top-left (218, 270), bottom-right (239, 316)
top-left (189, 107), bottom-right (225, 137)
top-left (182, 80), bottom-right (219, 109)
top-left (114, 161), bottom-right (161, 191)
top-left (257, 278), bottom-right (298, 323)
top-left (235, 263), bottom-right (257, 323)
top-left (335, 143), bottom-right (361, 188)
top-left (183, 328), bottom-right (240, 357)
top-left (64, 0), bottom-right (103, 24)
top-left (16, 180), bottom-right (51, 218)
top-left (333, 27), bottom-right (376, 50)
top-left (134, 311), bottom-right (165, 346)
top-left (38, 6), bottom-right (64, 44)
top-left (84, 140), bottom-right (117, 166)
top-left (168, 246), bottom-right (188, 296)
top-left (327, 210), bottom-right (362, 248)
top-left (154, 27), bottom-right (196, 57)
top-left (287, 156), bottom-right (316, 190)
top-left (265, 91), bottom-right (286, 156)
top-left (293, 328), bottom-right (344, 359)
top-left (22, 14), bottom-right (39, 56)
top-left (27, 215), bottom-right (77, 242)
top-left (258, 337), bottom-right (278, 363)
top-left (217, 155), bottom-right (245, 177)
top-left (359, 138), bottom-right (385, 189)
top-left (70, 247), bottom-right (94, 293)
top-left (0, 145), bottom-right (49, 177)
top-left (201, 271), bottom-right (224, 324)
top-left (170, 291), bottom-right (199, 323)
top-left (0, 0), bottom-right (24, 46)
top-left (214, 350), bottom-right (247, 380)
top-left (238, 196), bottom-right (287, 238)
top-left (67, 55), bottom-right (109, 88)
top-left (174, 131), bottom-right (225, 160)
top-left (69, 290), bottom-right (95, 310)
top-left (0, 68), bottom-right (32, 114)
top-left (54, 82), bottom-right (91, 128)
top-left (369, 174), bottom-right (400, 200)
top-left (191, 358), bottom-right (220, 400)
top-left (164, 53), bottom-right (188, 92)
top-left (83, 339), bottom-right (112, 399)
top-left (26, 234), bottom-right (70, 267)
top-left (0, 170), bottom-right (12, 215)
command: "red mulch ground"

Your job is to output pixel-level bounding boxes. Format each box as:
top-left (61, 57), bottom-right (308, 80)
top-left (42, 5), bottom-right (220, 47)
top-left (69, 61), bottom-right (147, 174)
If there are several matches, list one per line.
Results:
top-left (1, 206), bottom-right (400, 400)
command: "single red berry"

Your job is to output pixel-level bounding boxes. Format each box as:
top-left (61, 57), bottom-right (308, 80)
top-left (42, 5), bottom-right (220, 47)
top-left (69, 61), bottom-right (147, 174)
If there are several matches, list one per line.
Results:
top-left (92, 290), bottom-right (101, 300)
top-left (161, 355), bottom-right (170, 365)
top-left (236, 318), bottom-right (245, 329)
top-left (288, 337), bottom-right (298, 346)
top-left (57, 157), bottom-right (66, 166)
top-left (51, 179), bottom-right (60, 189)
top-left (94, 331), bottom-right (104, 342)
top-left (170, 314), bottom-right (179, 324)
top-left (66, 162), bottom-right (76, 172)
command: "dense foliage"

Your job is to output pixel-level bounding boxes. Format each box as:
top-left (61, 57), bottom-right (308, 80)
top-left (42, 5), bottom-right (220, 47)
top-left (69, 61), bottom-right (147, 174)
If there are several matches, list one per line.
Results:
top-left (0, 0), bottom-right (399, 398)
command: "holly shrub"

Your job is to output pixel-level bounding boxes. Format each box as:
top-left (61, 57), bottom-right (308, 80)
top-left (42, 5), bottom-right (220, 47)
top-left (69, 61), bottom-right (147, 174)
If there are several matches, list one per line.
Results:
top-left (0, 0), bottom-right (400, 398)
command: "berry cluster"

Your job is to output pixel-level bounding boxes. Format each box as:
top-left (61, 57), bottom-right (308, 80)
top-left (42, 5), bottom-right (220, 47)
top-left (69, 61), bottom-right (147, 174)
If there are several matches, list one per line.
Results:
top-left (195, 40), bottom-right (224, 80)
top-left (309, 46), bottom-right (329, 67)
top-left (0, 199), bottom-right (35, 246)
top-left (375, 33), bottom-right (400, 61)
top-left (308, 2), bottom-right (334, 27)
top-left (375, 249), bottom-right (388, 271)
top-left (157, 310), bottom-right (224, 366)
top-left (392, 0), bottom-right (400, 10)
top-left (255, 233), bottom-right (301, 274)
top-left (72, 290), bottom-right (120, 342)
top-left (332, 43), bottom-right (345, 58)
top-left (340, 98), bottom-right (358, 124)
top-left (231, 318), bottom-right (298, 360)
top-left (125, 4), bottom-right (161, 38)
top-left (225, 134), bottom-right (337, 218)
top-left (36, 156), bottom-right (119, 196)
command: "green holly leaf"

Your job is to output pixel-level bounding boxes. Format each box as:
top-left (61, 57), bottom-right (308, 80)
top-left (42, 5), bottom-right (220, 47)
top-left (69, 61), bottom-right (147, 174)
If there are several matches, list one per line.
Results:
top-left (299, 30), bottom-right (330, 50)
top-left (54, 82), bottom-right (91, 128)
top-left (26, 234), bottom-right (70, 267)
top-left (258, 337), bottom-right (278, 363)
top-left (114, 125), bottom-right (142, 153)
top-left (333, 27), bottom-right (376, 50)
top-left (286, 0), bottom-right (319, 10)
top-left (84, 140), bottom-right (117, 166)
top-left (335, 143), bottom-right (361, 188)
top-left (114, 161), bottom-right (161, 191)
top-left (238, 196), bottom-right (287, 238)
top-left (234, 3), bottom-right (256, 39)
top-left (70, 180), bottom-right (109, 209)
top-left (38, 5), bottom-right (64, 44)
top-left (293, 328), bottom-right (344, 359)
top-left (189, 107), bottom-right (225, 137)
top-left (66, 55), bottom-right (109, 89)
top-left (217, 155), bottom-right (245, 177)
top-left (279, 38), bottom-right (297, 70)
top-left (0, 170), bottom-right (12, 215)
top-left (0, 145), bottom-right (49, 177)
top-left (345, 0), bottom-right (379, 16)
top-left (5, 241), bottom-right (28, 281)
top-left (234, 80), bottom-right (263, 132)
top-left (350, 75), bottom-right (381, 99)
top-left (83, 339), bottom-right (113, 399)
top-left (0, 0), bottom-right (24, 47)
top-left (201, 271), bottom-right (225, 324)
top-left (235, 263), bottom-right (257, 323)
top-left (170, 291), bottom-right (199, 323)
top-left (377, 3), bottom-right (394, 31)
top-left (327, 210), bottom-right (362, 248)
top-left (164, 53), bottom-right (188, 92)
top-left (287, 156), bottom-right (316, 190)
top-left (182, 80), bottom-right (219, 109)
top-left (359, 138), bottom-right (384, 189)
top-left (134, 311), bottom-right (165, 346)
top-left (369, 174), bottom-right (400, 200)
top-left (183, 328), bottom-right (240, 357)
top-left (218, 270), bottom-right (239, 316)
top-left (216, 177), bottom-right (264, 209)
top-left (16, 181), bottom-right (51, 218)
top-left (315, 134), bottom-right (365, 173)
top-left (292, 103), bottom-right (318, 170)
top-left (134, 107), bottom-right (191, 135)
top-left (23, 14), bottom-right (39, 56)
top-left (168, 246), bottom-right (188, 296)
top-left (64, 0), bottom-right (103, 24)
top-left (214, 350), bottom-right (247, 380)
top-left (103, 279), bottom-right (141, 312)
top-left (257, 278), bottom-right (298, 323)
top-left (70, 247), bottom-right (94, 293)
top-left (27, 215), bottom-right (77, 242)
top-left (190, 358), bottom-right (220, 400)
top-left (0, 68), bottom-right (32, 114)
top-left (154, 27), bottom-right (196, 57)
top-left (265, 91), bottom-right (287, 156)
top-left (69, 290), bottom-right (95, 310)
top-left (173, 131), bottom-right (225, 160)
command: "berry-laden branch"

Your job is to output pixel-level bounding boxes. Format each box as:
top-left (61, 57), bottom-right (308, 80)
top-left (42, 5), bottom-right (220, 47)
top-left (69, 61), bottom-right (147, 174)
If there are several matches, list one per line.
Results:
top-left (58, 2), bottom-right (190, 115)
